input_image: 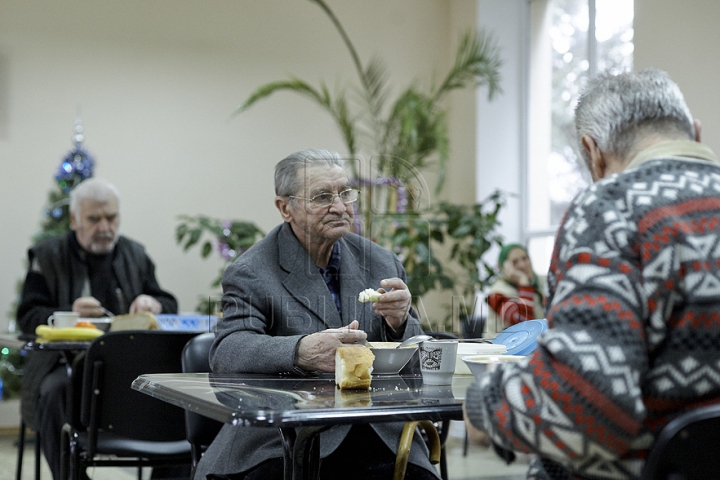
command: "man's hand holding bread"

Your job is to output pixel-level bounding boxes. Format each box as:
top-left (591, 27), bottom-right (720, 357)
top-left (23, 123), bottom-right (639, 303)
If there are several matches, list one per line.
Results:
top-left (370, 277), bottom-right (412, 332)
top-left (296, 275), bottom-right (413, 374)
top-left (296, 320), bottom-right (367, 372)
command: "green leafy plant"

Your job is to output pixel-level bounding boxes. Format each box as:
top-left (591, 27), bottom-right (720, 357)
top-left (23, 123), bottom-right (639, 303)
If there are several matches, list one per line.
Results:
top-left (377, 191), bottom-right (506, 325)
top-left (176, 215), bottom-right (265, 313)
top-left (176, 215), bottom-right (265, 287)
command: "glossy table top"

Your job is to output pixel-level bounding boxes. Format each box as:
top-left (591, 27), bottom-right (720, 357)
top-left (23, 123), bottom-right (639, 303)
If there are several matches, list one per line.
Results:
top-left (22, 338), bottom-right (91, 351)
top-left (132, 372), bottom-right (475, 428)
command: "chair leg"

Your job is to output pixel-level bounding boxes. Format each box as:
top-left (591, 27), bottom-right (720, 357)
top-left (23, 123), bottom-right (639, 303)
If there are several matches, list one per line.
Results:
top-left (34, 430), bottom-right (42, 480)
top-left (61, 425), bottom-right (69, 480)
top-left (463, 427), bottom-right (469, 456)
top-left (15, 420), bottom-right (25, 480)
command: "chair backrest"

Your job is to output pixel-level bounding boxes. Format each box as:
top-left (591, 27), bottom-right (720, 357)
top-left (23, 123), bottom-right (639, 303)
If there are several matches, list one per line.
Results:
top-left (181, 331), bottom-right (214, 374)
top-left (462, 316), bottom-right (486, 339)
top-left (181, 332), bottom-right (223, 464)
top-left (641, 403), bottom-right (720, 480)
top-left (80, 330), bottom-right (199, 443)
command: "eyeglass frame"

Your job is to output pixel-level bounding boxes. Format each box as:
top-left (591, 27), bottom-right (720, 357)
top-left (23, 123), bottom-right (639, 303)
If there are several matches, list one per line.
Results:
top-left (288, 188), bottom-right (360, 208)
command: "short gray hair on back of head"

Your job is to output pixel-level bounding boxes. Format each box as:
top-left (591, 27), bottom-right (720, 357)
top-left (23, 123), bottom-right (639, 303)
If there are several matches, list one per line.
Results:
top-left (575, 69), bottom-right (695, 169)
top-left (274, 149), bottom-right (347, 198)
top-left (69, 178), bottom-right (121, 217)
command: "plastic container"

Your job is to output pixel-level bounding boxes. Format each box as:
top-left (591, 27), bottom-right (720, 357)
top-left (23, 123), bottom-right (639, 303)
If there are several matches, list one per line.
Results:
top-left (491, 319), bottom-right (548, 356)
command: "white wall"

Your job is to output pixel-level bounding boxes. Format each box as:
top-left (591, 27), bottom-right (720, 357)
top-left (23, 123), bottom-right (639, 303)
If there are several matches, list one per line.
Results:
top-left (634, 0), bottom-right (720, 157)
top-left (476, 0), bottom-right (528, 243)
top-left (0, 0), bottom-right (481, 328)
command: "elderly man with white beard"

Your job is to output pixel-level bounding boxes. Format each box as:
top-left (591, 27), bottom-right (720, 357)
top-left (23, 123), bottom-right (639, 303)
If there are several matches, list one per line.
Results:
top-left (17, 177), bottom-right (178, 480)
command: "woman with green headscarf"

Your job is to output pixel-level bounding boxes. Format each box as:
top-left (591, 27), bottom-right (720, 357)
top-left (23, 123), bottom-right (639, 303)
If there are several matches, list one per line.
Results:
top-left (484, 243), bottom-right (546, 338)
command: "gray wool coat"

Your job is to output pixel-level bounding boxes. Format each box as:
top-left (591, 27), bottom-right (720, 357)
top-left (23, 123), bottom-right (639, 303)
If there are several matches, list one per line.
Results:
top-left (194, 222), bottom-right (438, 479)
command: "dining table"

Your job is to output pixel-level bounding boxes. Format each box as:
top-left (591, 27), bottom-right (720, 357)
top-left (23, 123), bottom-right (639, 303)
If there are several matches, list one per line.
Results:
top-left (131, 371), bottom-right (475, 480)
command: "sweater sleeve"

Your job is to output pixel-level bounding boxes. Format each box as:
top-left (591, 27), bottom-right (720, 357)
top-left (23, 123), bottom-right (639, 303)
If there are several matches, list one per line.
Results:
top-left (487, 285), bottom-right (539, 326)
top-left (468, 188), bottom-right (649, 468)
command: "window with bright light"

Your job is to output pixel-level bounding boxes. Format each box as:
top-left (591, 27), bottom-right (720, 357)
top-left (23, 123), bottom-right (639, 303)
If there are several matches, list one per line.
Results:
top-left (526, 0), bottom-right (634, 275)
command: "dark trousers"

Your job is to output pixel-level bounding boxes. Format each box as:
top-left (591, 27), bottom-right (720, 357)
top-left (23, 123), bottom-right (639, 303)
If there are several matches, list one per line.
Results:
top-left (209, 424), bottom-right (439, 480)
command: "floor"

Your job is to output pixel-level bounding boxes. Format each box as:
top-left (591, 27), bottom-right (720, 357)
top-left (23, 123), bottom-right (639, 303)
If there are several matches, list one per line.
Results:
top-left (4, 421), bottom-right (531, 480)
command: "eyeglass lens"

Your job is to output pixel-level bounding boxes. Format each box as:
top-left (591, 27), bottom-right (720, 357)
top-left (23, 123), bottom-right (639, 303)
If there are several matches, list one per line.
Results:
top-left (312, 189), bottom-right (358, 206)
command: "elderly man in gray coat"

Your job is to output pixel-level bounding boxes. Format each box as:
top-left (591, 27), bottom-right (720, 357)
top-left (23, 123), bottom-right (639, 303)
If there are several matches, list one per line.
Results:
top-left (195, 149), bottom-right (439, 480)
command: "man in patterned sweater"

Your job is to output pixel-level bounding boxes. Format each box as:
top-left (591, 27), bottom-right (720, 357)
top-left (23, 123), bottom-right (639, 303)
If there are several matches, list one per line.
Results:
top-left (464, 69), bottom-right (720, 479)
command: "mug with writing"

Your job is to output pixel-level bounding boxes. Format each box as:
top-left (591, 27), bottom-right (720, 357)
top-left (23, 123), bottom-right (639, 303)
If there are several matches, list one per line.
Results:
top-left (47, 311), bottom-right (80, 329)
top-left (419, 340), bottom-right (458, 385)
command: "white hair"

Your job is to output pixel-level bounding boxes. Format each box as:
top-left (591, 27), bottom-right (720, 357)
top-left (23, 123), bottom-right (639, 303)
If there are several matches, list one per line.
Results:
top-left (575, 69), bottom-right (695, 169)
top-left (274, 149), bottom-right (346, 198)
top-left (69, 178), bottom-right (121, 217)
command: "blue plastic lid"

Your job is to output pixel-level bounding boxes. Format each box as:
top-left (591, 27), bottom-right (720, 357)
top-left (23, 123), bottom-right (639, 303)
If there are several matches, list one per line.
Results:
top-left (491, 319), bottom-right (548, 356)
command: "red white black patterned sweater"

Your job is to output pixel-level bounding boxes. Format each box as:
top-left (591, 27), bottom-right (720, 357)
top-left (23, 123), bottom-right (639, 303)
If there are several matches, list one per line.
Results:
top-left (465, 141), bottom-right (720, 479)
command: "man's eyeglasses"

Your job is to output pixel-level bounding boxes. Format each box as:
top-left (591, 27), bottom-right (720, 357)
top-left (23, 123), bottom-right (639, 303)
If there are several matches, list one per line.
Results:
top-left (289, 188), bottom-right (360, 208)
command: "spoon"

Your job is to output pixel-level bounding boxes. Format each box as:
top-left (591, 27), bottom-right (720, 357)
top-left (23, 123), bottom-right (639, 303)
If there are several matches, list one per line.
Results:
top-left (397, 334), bottom-right (433, 349)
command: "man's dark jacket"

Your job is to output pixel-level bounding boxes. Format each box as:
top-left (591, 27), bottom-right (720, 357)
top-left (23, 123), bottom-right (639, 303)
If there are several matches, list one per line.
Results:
top-left (16, 231), bottom-right (177, 428)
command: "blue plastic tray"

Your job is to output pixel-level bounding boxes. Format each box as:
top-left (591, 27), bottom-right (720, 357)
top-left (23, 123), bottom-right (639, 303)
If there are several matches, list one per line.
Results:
top-left (156, 314), bottom-right (218, 332)
top-left (491, 319), bottom-right (548, 355)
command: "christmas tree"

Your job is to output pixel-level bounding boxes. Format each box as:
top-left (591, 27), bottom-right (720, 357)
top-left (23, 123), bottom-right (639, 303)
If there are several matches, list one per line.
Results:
top-left (3, 118), bottom-right (96, 399)
top-left (35, 116), bottom-right (95, 242)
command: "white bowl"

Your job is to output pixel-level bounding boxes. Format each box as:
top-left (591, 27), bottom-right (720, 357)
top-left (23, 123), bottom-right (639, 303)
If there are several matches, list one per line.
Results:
top-left (369, 342), bottom-right (418, 375)
top-left (455, 343), bottom-right (507, 375)
top-left (462, 354), bottom-right (525, 380)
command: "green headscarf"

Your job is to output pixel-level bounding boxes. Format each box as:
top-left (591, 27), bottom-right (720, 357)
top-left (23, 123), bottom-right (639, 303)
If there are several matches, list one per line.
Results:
top-left (498, 243), bottom-right (541, 292)
top-left (497, 243), bottom-right (526, 269)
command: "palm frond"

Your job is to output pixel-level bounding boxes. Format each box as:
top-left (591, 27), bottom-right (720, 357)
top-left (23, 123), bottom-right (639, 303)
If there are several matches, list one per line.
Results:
top-left (433, 29), bottom-right (503, 102)
top-left (231, 78), bottom-right (328, 118)
top-left (383, 87), bottom-right (449, 190)
top-left (357, 56), bottom-right (390, 153)
top-left (231, 78), bottom-right (358, 157)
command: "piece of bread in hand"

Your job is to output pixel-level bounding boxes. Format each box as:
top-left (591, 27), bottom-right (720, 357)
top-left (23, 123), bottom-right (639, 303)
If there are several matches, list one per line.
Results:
top-left (335, 346), bottom-right (375, 390)
top-left (358, 288), bottom-right (382, 303)
top-left (110, 312), bottom-right (160, 331)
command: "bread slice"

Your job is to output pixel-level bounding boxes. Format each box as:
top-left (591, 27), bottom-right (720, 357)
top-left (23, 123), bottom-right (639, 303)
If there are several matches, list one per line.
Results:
top-left (335, 346), bottom-right (375, 390)
top-left (109, 312), bottom-right (160, 331)
top-left (358, 288), bottom-right (382, 303)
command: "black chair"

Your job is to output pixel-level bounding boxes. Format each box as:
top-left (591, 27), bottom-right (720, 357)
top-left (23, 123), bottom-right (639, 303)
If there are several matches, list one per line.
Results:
top-left (641, 403), bottom-right (720, 480)
top-left (60, 330), bottom-right (198, 480)
top-left (181, 332), bottom-right (223, 476)
top-left (462, 316), bottom-right (487, 339)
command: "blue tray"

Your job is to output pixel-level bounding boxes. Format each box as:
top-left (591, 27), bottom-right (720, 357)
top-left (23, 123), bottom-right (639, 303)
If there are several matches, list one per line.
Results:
top-left (491, 319), bottom-right (548, 355)
top-left (156, 314), bottom-right (218, 332)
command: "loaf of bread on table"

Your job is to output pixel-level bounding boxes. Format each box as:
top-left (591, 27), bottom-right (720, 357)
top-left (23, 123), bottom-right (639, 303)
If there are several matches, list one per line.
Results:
top-left (109, 312), bottom-right (160, 331)
top-left (335, 346), bottom-right (375, 390)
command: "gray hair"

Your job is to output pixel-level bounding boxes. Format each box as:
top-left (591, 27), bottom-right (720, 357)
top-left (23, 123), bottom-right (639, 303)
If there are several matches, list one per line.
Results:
top-left (69, 178), bottom-right (121, 217)
top-left (274, 149), bottom-right (346, 197)
top-left (575, 69), bottom-right (695, 169)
